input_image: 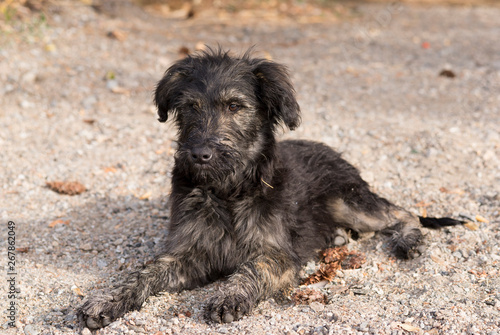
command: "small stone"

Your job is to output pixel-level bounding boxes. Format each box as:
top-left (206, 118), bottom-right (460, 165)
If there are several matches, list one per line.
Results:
top-left (113, 238), bottom-right (124, 245)
top-left (359, 322), bottom-right (369, 332)
top-left (219, 327), bottom-right (229, 334)
top-left (20, 100), bottom-right (34, 109)
top-left (24, 325), bottom-right (40, 335)
top-left (333, 235), bottom-right (346, 246)
top-left (22, 71), bottom-right (38, 84)
top-left (82, 95), bottom-right (98, 109)
top-left (311, 326), bottom-right (329, 335)
top-left (106, 79), bottom-right (119, 91)
top-left (310, 301), bottom-right (325, 312)
top-left (352, 288), bottom-right (369, 295)
top-left (416, 245), bottom-right (427, 254)
top-left (80, 243), bottom-right (93, 251)
top-left (97, 259), bottom-right (108, 268)
top-left (81, 328), bottom-right (92, 335)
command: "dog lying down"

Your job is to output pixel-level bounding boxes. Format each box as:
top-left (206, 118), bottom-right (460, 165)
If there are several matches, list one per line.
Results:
top-left (79, 48), bottom-right (463, 329)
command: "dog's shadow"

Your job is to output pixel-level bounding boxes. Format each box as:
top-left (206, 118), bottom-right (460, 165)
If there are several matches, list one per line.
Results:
top-left (22, 194), bottom-right (176, 332)
top-left (24, 192), bottom-right (429, 332)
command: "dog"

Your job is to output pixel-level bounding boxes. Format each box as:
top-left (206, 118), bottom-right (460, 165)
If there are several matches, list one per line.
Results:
top-left (78, 48), bottom-right (463, 329)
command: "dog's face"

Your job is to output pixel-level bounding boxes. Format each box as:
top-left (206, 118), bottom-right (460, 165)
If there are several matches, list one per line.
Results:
top-left (155, 49), bottom-right (301, 184)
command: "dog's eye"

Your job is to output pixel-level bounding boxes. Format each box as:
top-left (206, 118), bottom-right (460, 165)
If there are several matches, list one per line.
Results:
top-left (228, 103), bottom-right (240, 113)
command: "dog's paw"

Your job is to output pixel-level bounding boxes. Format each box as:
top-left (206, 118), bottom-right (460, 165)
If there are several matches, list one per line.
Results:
top-left (205, 292), bottom-right (252, 323)
top-left (78, 293), bottom-right (127, 329)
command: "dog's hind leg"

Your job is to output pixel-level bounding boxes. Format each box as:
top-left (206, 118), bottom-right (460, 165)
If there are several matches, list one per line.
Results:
top-left (327, 194), bottom-right (463, 258)
top-left (205, 249), bottom-right (297, 323)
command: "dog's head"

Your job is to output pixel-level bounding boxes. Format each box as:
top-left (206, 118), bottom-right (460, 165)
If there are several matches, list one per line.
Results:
top-left (154, 48), bottom-right (301, 184)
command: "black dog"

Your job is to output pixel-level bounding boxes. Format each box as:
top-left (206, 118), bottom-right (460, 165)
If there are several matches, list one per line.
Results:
top-left (79, 48), bottom-right (462, 328)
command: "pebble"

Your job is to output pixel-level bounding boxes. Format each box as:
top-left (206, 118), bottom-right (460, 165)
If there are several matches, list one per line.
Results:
top-left (22, 71), bottom-right (38, 84)
top-left (82, 95), bottom-right (98, 109)
top-left (311, 326), bottom-right (329, 335)
top-left (20, 100), bottom-right (34, 109)
top-left (80, 243), bottom-right (93, 251)
top-left (113, 238), bottom-right (124, 245)
top-left (106, 79), bottom-right (119, 91)
top-left (24, 324), bottom-right (39, 335)
top-left (310, 301), bottom-right (325, 313)
top-left (358, 322), bottom-right (369, 332)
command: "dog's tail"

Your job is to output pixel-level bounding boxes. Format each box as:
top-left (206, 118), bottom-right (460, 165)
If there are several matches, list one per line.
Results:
top-left (418, 216), bottom-right (465, 229)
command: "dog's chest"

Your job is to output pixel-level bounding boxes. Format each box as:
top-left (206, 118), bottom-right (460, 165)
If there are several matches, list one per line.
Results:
top-left (180, 187), bottom-right (285, 251)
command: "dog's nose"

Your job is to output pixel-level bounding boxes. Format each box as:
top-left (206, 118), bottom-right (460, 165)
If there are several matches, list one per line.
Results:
top-left (191, 146), bottom-right (213, 164)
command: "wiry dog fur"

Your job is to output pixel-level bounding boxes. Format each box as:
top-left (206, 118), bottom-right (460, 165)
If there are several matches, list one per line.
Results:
top-left (78, 48), bottom-right (463, 328)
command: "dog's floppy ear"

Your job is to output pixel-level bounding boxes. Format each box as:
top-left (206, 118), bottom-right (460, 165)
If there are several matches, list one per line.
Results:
top-left (155, 60), bottom-right (192, 123)
top-left (251, 59), bottom-right (301, 130)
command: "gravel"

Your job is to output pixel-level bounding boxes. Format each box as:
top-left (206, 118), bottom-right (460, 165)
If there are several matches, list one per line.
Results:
top-left (1, 1), bottom-right (499, 334)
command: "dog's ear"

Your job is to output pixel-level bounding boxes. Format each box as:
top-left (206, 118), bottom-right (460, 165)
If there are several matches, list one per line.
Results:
top-left (155, 60), bottom-right (192, 123)
top-left (251, 60), bottom-right (301, 130)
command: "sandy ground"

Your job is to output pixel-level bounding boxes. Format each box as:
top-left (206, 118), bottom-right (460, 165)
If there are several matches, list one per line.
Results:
top-left (1, 1), bottom-right (499, 334)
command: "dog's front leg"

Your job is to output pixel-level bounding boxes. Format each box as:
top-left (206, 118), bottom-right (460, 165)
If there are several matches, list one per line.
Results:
top-left (206, 249), bottom-right (297, 323)
top-left (78, 255), bottom-right (197, 329)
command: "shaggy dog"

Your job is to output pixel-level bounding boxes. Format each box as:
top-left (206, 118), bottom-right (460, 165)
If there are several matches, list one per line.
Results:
top-left (79, 48), bottom-right (462, 329)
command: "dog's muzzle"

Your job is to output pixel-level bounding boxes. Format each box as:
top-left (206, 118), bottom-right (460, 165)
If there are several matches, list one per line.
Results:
top-left (190, 145), bottom-right (213, 165)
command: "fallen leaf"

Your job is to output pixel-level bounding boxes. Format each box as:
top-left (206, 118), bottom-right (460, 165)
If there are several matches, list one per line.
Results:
top-left (291, 288), bottom-right (327, 305)
top-left (415, 200), bottom-right (433, 207)
top-left (105, 70), bottom-right (116, 80)
top-left (48, 219), bottom-right (70, 228)
top-left (439, 69), bottom-right (456, 78)
top-left (430, 254), bottom-right (446, 265)
top-left (195, 42), bottom-right (207, 51)
top-left (420, 207), bottom-right (427, 218)
top-left (107, 30), bottom-right (127, 41)
top-left (16, 247), bottom-right (29, 253)
top-left (301, 247), bottom-right (366, 285)
top-left (178, 46), bottom-right (190, 58)
top-left (439, 187), bottom-right (464, 195)
top-left (139, 191), bottom-right (152, 200)
top-left (468, 269), bottom-right (488, 277)
top-left (83, 119), bottom-right (96, 125)
top-left (464, 221), bottom-right (479, 231)
top-left (475, 215), bottom-right (489, 223)
top-left (71, 285), bottom-right (85, 297)
top-left (110, 86), bottom-right (130, 95)
top-left (103, 166), bottom-right (117, 173)
top-left (45, 43), bottom-right (56, 52)
top-left (341, 252), bottom-right (366, 270)
top-left (46, 181), bottom-right (86, 195)
top-left (400, 323), bottom-right (422, 332)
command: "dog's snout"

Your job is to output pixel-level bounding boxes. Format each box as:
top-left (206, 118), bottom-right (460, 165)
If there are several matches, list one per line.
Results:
top-left (191, 146), bottom-right (213, 164)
